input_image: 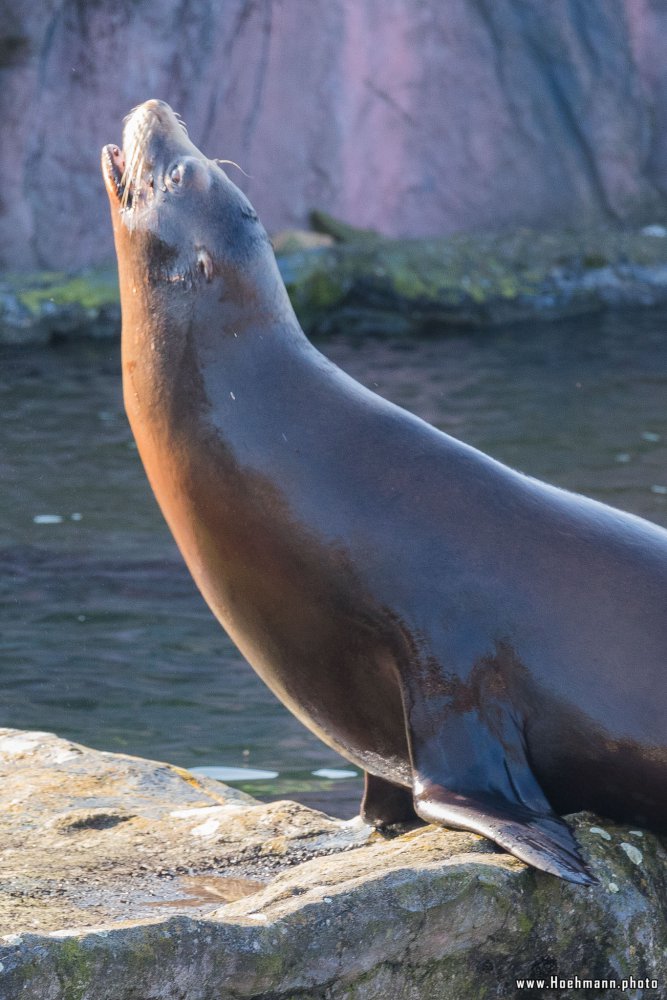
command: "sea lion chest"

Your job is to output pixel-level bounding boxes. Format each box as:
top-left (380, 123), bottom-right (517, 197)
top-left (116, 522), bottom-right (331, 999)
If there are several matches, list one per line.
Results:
top-left (123, 329), bottom-right (415, 773)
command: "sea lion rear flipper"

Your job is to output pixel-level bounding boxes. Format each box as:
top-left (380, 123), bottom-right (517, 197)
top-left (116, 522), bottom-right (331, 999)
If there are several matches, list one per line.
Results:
top-left (413, 781), bottom-right (595, 883)
top-left (405, 699), bottom-right (596, 884)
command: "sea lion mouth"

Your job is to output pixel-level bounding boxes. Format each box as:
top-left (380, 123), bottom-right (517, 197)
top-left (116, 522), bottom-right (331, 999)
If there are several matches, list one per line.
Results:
top-left (101, 144), bottom-right (128, 205)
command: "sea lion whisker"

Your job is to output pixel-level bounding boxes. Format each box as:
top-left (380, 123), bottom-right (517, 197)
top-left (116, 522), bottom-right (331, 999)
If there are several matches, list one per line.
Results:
top-left (120, 154), bottom-right (138, 209)
top-left (121, 129), bottom-right (147, 208)
top-left (215, 158), bottom-right (252, 179)
top-left (123, 115), bottom-right (148, 166)
top-left (134, 156), bottom-right (145, 200)
top-left (123, 102), bottom-right (146, 124)
top-left (120, 140), bottom-right (140, 190)
top-left (173, 111), bottom-right (189, 135)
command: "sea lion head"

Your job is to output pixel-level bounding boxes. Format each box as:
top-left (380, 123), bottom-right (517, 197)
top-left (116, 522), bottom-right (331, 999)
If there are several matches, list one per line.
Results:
top-left (101, 99), bottom-right (282, 333)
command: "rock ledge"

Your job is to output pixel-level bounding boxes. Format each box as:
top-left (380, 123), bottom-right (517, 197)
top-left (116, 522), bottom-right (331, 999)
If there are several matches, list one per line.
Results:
top-left (1, 729), bottom-right (666, 999)
top-left (5, 223), bottom-right (667, 347)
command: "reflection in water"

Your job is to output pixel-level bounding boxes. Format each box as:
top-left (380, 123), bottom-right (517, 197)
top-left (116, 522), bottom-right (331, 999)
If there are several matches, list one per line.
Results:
top-left (147, 874), bottom-right (267, 909)
top-left (191, 765), bottom-right (279, 781)
top-left (0, 309), bottom-right (665, 816)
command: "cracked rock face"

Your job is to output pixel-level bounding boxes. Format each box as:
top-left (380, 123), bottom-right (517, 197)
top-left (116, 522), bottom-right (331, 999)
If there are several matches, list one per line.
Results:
top-left (1, 730), bottom-right (667, 999)
top-left (3, 0), bottom-right (667, 270)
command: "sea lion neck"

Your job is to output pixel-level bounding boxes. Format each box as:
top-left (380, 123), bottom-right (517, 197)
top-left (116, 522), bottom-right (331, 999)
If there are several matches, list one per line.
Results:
top-left (119, 236), bottom-right (302, 360)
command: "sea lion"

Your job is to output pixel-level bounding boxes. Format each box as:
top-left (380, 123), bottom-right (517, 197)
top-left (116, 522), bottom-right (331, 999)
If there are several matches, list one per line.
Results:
top-left (102, 100), bottom-right (667, 885)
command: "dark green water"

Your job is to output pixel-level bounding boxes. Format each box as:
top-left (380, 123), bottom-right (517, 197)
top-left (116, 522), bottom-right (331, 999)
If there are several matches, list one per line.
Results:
top-left (1, 310), bottom-right (666, 815)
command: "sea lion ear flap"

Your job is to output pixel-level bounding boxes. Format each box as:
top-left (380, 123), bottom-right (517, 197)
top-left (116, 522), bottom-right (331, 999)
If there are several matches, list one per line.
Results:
top-left (196, 248), bottom-right (214, 282)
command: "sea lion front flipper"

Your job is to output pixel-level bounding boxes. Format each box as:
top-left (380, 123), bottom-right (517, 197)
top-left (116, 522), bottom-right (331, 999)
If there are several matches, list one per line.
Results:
top-left (404, 698), bottom-right (596, 884)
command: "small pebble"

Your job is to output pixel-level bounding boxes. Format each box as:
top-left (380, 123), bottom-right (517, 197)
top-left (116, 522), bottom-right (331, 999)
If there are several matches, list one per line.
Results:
top-left (608, 882), bottom-right (620, 893)
top-left (651, 485), bottom-right (667, 495)
top-left (191, 818), bottom-right (221, 838)
top-left (641, 431), bottom-right (661, 442)
top-left (33, 514), bottom-right (63, 524)
top-left (589, 826), bottom-right (612, 841)
top-left (620, 842), bottom-right (643, 865)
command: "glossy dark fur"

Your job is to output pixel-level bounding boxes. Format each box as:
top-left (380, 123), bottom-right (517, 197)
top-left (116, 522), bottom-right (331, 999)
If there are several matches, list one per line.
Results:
top-left (103, 101), bottom-right (667, 884)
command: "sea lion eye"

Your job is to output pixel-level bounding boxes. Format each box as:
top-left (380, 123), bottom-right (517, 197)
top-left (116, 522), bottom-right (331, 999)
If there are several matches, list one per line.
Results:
top-left (164, 157), bottom-right (210, 193)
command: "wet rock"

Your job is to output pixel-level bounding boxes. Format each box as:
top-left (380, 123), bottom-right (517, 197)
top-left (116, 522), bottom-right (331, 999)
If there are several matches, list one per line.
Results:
top-left (310, 211), bottom-right (383, 248)
top-left (0, 728), bottom-right (371, 935)
top-left (1, 729), bottom-right (667, 999)
top-left (271, 229), bottom-right (336, 255)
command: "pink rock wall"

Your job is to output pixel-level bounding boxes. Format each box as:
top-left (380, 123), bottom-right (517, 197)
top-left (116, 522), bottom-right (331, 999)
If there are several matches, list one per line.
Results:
top-left (2, 0), bottom-right (666, 271)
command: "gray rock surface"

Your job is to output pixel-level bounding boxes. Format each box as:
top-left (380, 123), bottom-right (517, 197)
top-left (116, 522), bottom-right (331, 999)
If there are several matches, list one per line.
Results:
top-left (3, 0), bottom-right (667, 271)
top-left (1, 728), bottom-right (667, 999)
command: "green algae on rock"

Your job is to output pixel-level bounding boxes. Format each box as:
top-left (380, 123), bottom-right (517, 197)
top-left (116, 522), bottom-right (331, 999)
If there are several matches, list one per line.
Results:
top-left (4, 224), bottom-right (667, 346)
top-left (280, 222), bottom-right (667, 337)
top-left (0, 268), bottom-right (120, 346)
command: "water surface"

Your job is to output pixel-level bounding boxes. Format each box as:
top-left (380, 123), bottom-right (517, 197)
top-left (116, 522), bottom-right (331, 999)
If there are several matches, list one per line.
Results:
top-left (1, 310), bottom-right (665, 815)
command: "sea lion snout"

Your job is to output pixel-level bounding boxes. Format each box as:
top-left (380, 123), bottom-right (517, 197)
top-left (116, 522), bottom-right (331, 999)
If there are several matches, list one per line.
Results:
top-left (122, 98), bottom-right (189, 159)
top-left (129, 98), bottom-right (172, 119)
top-left (102, 100), bottom-right (281, 326)
top-left (102, 99), bottom-right (204, 214)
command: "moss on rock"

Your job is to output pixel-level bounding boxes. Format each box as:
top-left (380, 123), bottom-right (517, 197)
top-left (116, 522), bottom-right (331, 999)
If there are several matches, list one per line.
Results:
top-left (0, 268), bottom-right (120, 346)
top-left (15, 272), bottom-right (119, 315)
top-left (4, 221), bottom-right (667, 347)
top-left (278, 221), bottom-right (667, 337)
top-left (55, 938), bottom-right (95, 1000)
